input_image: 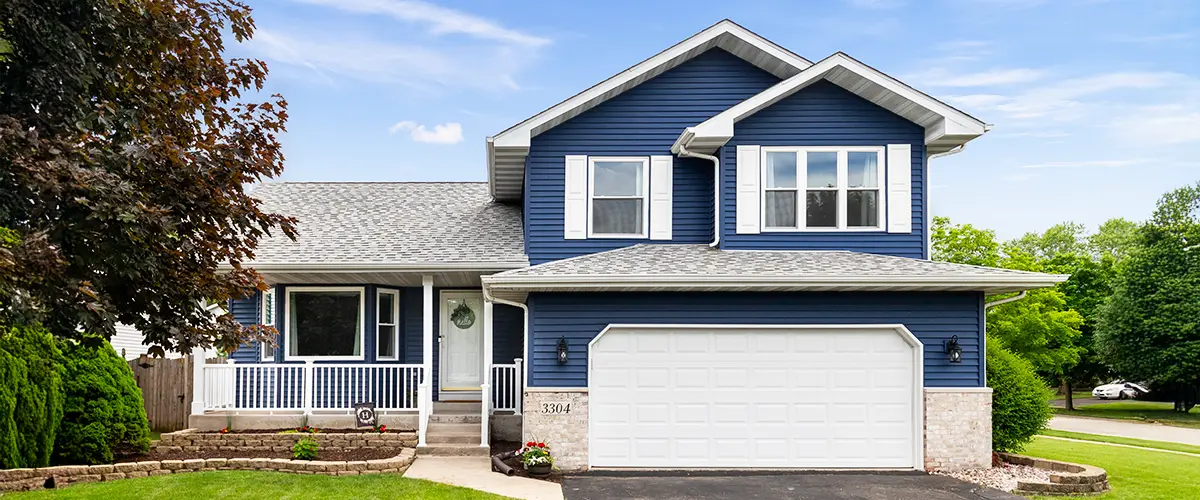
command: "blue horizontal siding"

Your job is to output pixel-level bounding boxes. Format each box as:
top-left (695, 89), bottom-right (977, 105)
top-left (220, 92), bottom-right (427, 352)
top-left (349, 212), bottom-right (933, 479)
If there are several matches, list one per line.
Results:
top-left (228, 292), bottom-right (261, 364)
top-left (527, 291), bottom-right (985, 388)
top-left (525, 49), bottom-right (781, 264)
top-left (722, 80), bottom-right (928, 259)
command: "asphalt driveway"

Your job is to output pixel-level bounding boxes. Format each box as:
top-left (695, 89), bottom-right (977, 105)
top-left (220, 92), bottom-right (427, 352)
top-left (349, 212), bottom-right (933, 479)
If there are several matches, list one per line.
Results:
top-left (562, 471), bottom-right (1023, 500)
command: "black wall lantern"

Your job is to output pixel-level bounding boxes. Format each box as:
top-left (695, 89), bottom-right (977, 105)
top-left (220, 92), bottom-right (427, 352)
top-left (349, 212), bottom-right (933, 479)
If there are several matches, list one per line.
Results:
top-left (556, 337), bottom-right (569, 364)
top-left (944, 335), bottom-right (963, 364)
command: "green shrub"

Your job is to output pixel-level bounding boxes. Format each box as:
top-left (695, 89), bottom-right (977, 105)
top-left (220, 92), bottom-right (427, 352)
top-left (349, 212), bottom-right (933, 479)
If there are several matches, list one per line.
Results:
top-left (292, 438), bottom-right (319, 460)
top-left (0, 324), bottom-right (65, 468)
top-left (53, 340), bottom-right (151, 464)
top-left (988, 340), bottom-right (1053, 452)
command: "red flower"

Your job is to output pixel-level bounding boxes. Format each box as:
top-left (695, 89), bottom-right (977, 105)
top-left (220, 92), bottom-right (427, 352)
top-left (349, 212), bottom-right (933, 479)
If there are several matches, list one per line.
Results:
top-left (526, 441), bottom-right (535, 447)
top-left (537, 442), bottom-right (546, 448)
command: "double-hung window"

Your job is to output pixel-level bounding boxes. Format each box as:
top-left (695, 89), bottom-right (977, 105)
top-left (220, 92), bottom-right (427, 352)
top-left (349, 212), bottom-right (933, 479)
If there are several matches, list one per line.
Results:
top-left (377, 289), bottom-right (399, 361)
top-left (284, 287), bottom-right (365, 361)
top-left (762, 147), bottom-right (884, 231)
top-left (260, 287), bottom-right (276, 361)
top-left (588, 157), bottom-right (650, 238)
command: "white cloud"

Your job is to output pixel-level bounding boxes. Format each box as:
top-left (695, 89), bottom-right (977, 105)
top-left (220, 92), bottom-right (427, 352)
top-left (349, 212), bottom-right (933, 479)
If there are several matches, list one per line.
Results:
top-left (389, 121), bottom-right (464, 144)
top-left (1017, 160), bottom-right (1146, 169)
top-left (910, 68), bottom-right (1048, 87)
top-left (948, 72), bottom-right (1186, 120)
top-left (992, 130), bottom-right (1072, 138)
top-left (290, 0), bottom-right (550, 47)
top-left (245, 29), bottom-right (532, 91)
top-left (1110, 105), bottom-right (1200, 145)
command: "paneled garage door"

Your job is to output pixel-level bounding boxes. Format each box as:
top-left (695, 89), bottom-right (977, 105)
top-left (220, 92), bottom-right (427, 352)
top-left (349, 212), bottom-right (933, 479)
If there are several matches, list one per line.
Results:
top-left (588, 325), bottom-right (921, 469)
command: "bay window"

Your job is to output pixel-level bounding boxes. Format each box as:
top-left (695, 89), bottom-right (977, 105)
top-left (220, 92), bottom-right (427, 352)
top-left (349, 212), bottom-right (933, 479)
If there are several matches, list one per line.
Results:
top-left (285, 287), bottom-right (365, 360)
top-left (761, 147), bottom-right (884, 231)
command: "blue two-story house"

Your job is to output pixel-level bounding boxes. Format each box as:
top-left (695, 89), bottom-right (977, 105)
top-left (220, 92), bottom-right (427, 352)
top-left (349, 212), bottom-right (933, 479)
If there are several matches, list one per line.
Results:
top-left (190, 20), bottom-right (1065, 472)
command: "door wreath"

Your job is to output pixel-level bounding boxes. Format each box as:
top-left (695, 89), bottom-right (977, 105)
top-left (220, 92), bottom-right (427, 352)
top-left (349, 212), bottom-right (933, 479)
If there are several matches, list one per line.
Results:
top-left (450, 302), bottom-right (476, 329)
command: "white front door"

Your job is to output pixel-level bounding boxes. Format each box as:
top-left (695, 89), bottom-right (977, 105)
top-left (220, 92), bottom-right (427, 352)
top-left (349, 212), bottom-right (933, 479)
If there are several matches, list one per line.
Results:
top-left (588, 325), bottom-right (921, 469)
top-left (439, 291), bottom-right (484, 393)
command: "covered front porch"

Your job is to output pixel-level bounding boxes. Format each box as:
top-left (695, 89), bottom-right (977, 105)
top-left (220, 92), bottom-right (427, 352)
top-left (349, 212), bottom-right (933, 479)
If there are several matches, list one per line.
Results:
top-left (190, 267), bottom-right (527, 448)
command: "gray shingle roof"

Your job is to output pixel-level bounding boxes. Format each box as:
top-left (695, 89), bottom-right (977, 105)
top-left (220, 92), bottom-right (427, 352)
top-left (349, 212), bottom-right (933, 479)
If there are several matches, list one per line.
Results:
top-left (484, 244), bottom-right (1066, 294)
top-left (248, 182), bottom-right (526, 267)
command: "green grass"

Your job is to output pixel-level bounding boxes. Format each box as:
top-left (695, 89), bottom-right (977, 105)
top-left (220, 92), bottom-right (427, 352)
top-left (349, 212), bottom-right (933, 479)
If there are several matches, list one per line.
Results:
top-left (0, 471), bottom-right (513, 499)
top-left (1054, 401), bottom-right (1200, 429)
top-left (1021, 436), bottom-right (1200, 500)
top-left (1040, 429), bottom-right (1200, 455)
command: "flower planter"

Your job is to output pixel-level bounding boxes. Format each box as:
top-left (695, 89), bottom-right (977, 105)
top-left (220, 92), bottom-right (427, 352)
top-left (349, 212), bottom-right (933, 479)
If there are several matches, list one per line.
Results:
top-left (526, 463), bottom-right (552, 475)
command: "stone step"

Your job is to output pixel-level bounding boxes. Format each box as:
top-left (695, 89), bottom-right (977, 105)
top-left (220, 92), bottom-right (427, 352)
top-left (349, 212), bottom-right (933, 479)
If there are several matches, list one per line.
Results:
top-left (433, 402), bottom-right (482, 414)
top-left (429, 413), bottom-right (481, 424)
top-left (426, 432), bottom-right (481, 444)
top-left (417, 443), bottom-right (491, 457)
top-left (427, 422), bottom-right (479, 435)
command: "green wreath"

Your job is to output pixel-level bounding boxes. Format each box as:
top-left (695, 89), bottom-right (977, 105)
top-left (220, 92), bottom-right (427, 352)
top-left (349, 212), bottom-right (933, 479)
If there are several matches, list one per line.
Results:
top-left (450, 302), bottom-right (476, 329)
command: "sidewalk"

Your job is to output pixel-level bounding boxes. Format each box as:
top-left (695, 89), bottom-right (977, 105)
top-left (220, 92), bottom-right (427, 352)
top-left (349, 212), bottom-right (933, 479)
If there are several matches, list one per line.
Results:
top-left (404, 456), bottom-right (564, 500)
top-left (1049, 415), bottom-right (1200, 446)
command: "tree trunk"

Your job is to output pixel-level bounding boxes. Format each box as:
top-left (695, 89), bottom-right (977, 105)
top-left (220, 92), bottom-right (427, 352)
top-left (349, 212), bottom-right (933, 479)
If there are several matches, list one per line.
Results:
top-left (1064, 380), bottom-right (1075, 411)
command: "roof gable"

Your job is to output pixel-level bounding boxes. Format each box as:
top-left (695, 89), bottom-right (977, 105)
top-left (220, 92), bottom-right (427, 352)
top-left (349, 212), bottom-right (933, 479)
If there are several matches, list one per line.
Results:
top-left (675, 52), bottom-right (989, 155)
top-left (487, 19), bottom-right (812, 201)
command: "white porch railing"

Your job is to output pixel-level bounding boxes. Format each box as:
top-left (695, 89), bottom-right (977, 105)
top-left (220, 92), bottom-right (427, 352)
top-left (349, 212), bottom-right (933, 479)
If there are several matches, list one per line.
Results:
top-left (200, 362), bottom-right (423, 413)
top-left (490, 359), bottom-right (523, 414)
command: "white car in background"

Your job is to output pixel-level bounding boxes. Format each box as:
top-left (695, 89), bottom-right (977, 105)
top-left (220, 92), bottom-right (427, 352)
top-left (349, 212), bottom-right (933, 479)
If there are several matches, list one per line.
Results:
top-left (1092, 381), bottom-right (1150, 400)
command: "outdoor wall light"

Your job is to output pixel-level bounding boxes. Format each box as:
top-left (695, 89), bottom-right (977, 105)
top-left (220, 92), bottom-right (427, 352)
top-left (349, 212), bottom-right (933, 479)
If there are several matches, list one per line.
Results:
top-left (557, 337), bottom-right (569, 364)
top-left (944, 335), bottom-right (963, 364)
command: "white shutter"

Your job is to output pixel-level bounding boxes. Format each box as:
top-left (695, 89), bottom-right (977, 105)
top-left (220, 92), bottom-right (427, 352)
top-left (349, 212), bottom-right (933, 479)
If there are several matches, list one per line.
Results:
top-left (736, 145), bottom-right (761, 234)
top-left (564, 155), bottom-right (588, 240)
top-left (887, 144), bottom-right (912, 234)
top-left (649, 155), bottom-right (673, 240)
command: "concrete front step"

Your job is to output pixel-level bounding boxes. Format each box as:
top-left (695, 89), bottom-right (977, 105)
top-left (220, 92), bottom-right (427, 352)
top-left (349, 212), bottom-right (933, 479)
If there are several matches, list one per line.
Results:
top-left (429, 413), bottom-right (482, 424)
top-left (427, 433), bottom-right (481, 444)
top-left (417, 443), bottom-right (491, 457)
top-left (428, 422), bottom-right (479, 435)
top-left (432, 402), bottom-right (482, 414)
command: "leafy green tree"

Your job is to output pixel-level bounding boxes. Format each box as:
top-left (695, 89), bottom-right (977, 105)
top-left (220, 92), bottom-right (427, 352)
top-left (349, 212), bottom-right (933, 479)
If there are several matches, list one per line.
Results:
top-left (931, 216), bottom-right (1000, 267)
top-left (1089, 218), bottom-right (1139, 261)
top-left (1010, 221), bottom-right (1088, 262)
top-left (0, 0), bottom-right (293, 354)
top-left (1096, 184), bottom-right (1200, 412)
top-left (987, 289), bottom-right (1084, 378)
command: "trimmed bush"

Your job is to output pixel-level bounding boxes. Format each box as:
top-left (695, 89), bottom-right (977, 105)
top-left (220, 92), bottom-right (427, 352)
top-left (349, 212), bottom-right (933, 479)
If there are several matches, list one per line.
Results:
top-left (0, 324), bottom-right (65, 468)
top-left (53, 340), bottom-right (151, 464)
top-left (988, 340), bottom-right (1053, 452)
top-left (292, 438), bottom-right (319, 460)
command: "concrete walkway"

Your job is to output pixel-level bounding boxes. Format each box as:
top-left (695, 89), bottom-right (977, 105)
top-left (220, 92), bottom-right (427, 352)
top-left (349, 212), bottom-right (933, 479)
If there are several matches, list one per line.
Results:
top-left (1049, 415), bottom-right (1200, 446)
top-left (1038, 435), bottom-right (1200, 457)
top-left (404, 456), bottom-right (564, 500)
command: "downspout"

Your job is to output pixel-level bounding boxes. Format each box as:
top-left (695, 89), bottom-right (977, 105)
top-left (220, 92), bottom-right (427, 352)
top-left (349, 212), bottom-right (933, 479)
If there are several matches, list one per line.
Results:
top-left (981, 289), bottom-right (1028, 382)
top-left (984, 290), bottom-right (1026, 309)
top-left (481, 283), bottom-right (530, 395)
top-left (677, 144), bottom-right (721, 248)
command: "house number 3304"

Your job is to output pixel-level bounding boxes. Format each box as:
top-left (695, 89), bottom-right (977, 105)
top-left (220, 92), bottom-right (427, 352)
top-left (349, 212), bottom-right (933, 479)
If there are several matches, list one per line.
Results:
top-left (541, 402), bottom-right (571, 415)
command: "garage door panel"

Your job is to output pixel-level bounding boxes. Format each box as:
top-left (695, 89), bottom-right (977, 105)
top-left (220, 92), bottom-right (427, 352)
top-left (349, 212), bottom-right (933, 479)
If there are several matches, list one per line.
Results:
top-left (590, 327), bottom-right (918, 469)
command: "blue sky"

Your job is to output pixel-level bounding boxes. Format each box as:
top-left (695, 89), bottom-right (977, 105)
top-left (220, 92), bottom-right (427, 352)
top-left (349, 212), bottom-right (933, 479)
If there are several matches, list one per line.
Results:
top-left (235, 0), bottom-right (1200, 240)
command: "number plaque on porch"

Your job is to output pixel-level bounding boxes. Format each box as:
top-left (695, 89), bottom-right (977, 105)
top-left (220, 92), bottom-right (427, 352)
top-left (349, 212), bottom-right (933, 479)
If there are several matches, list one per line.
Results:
top-left (354, 402), bottom-right (377, 428)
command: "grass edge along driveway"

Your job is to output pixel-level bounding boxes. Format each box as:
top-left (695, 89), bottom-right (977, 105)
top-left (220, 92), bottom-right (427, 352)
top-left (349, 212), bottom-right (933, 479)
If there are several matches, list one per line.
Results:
top-left (1021, 435), bottom-right (1200, 500)
top-left (0, 470), bottom-right (516, 500)
top-left (1040, 429), bottom-right (1200, 455)
top-left (1053, 401), bottom-right (1200, 429)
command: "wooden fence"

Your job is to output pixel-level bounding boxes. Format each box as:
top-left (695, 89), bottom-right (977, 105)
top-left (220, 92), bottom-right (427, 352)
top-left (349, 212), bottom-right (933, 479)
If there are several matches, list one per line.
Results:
top-left (127, 355), bottom-right (223, 432)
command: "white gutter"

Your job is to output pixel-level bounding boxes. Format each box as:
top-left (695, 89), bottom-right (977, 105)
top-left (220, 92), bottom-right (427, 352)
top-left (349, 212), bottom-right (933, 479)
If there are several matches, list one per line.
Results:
top-left (984, 290), bottom-right (1027, 309)
top-left (221, 261), bottom-right (530, 272)
top-left (482, 285), bottom-right (530, 390)
top-left (675, 138), bottom-right (722, 248)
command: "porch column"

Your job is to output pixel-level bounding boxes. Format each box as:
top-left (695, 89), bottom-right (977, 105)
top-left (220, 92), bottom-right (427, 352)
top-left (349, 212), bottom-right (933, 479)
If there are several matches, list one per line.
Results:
top-left (419, 274), bottom-right (434, 447)
top-left (481, 300), bottom-right (493, 446)
top-left (189, 348), bottom-right (205, 415)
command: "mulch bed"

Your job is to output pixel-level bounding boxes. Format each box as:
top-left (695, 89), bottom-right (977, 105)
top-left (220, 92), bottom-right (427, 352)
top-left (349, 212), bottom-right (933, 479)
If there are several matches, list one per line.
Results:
top-left (491, 441), bottom-right (564, 484)
top-left (126, 447), bottom-right (404, 462)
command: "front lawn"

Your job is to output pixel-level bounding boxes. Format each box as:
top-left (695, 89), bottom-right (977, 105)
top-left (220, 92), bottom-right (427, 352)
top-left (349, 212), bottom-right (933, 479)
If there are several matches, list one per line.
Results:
top-left (1021, 436), bottom-right (1200, 500)
top-left (2, 471), bottom-right (512, 499)
top-left (1040, 429), bottom-right (1200, 455)
top-left (1053, 401), bottom-right (1200, 429)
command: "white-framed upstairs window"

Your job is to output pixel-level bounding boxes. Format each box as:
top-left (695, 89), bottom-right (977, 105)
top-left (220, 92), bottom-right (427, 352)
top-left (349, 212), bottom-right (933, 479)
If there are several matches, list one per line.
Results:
top-left (587, 157), bottom-right (650, 238)
top-left (376, 289), bottom-right (400, 361)
top-left (284, 286), bottom-right (365, 361)
top-left (761, 146), bottom-right (885, 231)
top-left (260, 287), bottom-right (276, 362)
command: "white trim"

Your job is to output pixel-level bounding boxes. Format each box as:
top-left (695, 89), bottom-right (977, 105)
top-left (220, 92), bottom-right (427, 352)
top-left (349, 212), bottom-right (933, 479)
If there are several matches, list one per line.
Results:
top-left (523, 387), bottom-right (589, 393)
top-left (587, 156), bottom-right (651, 239)
top-left (483, 272), bottom-right (1070, 290)
top-left (586, 323), bottom-right (925, 471)
top-left (282, 286), bottom-right (367, 362)
top-left (231, 261), bottom-right (529, 272)
top-left (759, 146), bottom-right (886, 232)
top-left (679, 53), bottom-right (988, 155)
top-left (886, 144), bottom-right (913, 234)
top-left (649, 155), bottom-right (674, 241)
top-left (924, 387), bottom-right (993, 393)
top-left (735, 145), bottom-right (761, 234)
top-left (260, 287), bottom-right (276, 362)
top-left (438, 290), bottom-right (486, 393)
top-left (564, 155), bottom-right (589, 240)
top-left (376, 288), bottom-right (401, 361)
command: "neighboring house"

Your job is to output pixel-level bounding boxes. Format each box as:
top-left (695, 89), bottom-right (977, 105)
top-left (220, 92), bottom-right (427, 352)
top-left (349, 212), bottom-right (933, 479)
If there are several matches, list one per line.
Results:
top-left (112, 302), bottom-right (227, 359)
top-left (190, 20), bottom-right (1065, 472)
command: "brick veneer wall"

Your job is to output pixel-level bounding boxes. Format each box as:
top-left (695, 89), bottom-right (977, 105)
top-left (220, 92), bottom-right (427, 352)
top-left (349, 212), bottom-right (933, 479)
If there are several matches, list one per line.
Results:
top-left (156, 429), bottom-right (417, 454)
top-left (0, 449), bottom-right (416, 492)
top-left (522, 390), bottom-right (588, 471)
top-left (924, 388), bottom-right (993, 470)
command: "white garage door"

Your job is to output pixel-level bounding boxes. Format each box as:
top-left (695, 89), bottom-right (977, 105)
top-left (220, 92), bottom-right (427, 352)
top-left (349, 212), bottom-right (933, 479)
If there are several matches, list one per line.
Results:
top-left (589, 325), bottom-right (921, 469)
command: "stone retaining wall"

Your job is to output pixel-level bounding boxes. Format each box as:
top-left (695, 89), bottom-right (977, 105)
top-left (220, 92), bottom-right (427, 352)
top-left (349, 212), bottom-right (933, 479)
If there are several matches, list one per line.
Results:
top-left (0, 449), bottom-right (416, 492)
top-left (999, 452), bottom-right (1110, 496)
top-left (156, 429), bottom-right (417, 454)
